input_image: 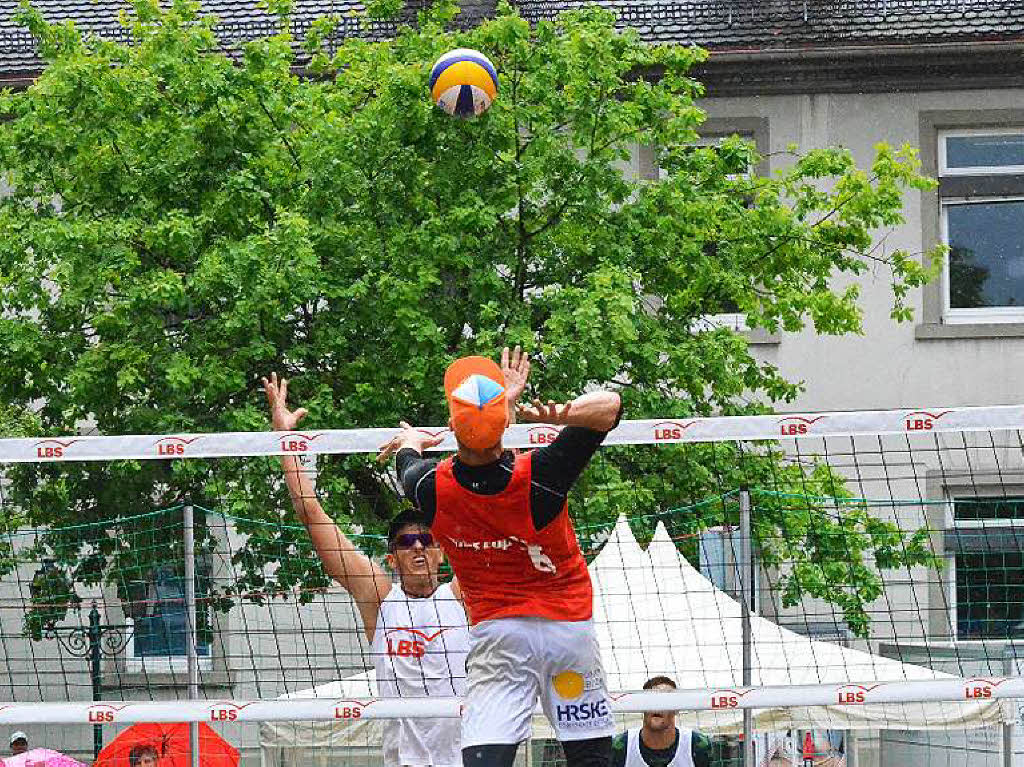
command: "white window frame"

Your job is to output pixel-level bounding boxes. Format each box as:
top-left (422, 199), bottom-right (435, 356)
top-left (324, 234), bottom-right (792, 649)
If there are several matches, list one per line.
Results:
top-left (939, 128), bottom-right (1024, 177)
top-left (939, 195), bottom-right (1024, 324)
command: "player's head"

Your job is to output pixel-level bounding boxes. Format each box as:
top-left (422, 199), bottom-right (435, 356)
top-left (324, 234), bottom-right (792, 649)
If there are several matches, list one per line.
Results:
top-left (444, 356), bottom-right (508, 454)
top-left (387, 509), bottom-right (444, 582)
top-left (9, 732), bottom-right (27, 756)
top-left (642, 675), bottom-right (677, 733)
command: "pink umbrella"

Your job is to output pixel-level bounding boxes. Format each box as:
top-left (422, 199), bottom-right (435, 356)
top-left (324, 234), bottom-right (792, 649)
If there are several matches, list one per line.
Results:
top-left (3, 749), bottom-right (88, 767)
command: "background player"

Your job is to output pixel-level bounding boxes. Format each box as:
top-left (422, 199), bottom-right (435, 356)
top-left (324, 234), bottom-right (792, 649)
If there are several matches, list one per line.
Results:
top-left (612, 676), bottom-right (716, 767)
top-left (264, 373), bottom-right (468, 767)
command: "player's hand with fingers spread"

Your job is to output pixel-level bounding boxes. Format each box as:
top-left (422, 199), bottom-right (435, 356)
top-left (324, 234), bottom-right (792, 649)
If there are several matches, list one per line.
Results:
top-left (501, 345), bottom-right (530, 405)
top-left (377, 421), bottom-right (446, 463)
top-left (516, 399), bottom-right (573, 425)
top-left (262, 372), bottom-right (308, 432)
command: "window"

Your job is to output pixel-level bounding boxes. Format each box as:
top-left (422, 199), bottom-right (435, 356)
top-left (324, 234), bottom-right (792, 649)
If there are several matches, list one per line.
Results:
top-left (948, 497), bottom-right (1024, 640)
top-left (661, 133), bottom-right (755, 333)
top-left (938, 130), bottom-right (1024, 324)
top-left (125, 564), bottom-right (213, 672)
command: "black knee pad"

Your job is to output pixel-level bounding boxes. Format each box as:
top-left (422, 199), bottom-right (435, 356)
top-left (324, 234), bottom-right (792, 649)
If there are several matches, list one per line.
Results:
top-left (562, 736), bottom-right (613, 767)
top-left (461, 742), bottom-right (520, 767)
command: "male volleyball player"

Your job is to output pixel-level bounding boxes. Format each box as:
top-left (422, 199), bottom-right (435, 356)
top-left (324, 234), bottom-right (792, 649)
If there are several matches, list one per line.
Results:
top-left (611, 676), bottom-right (715, 767)
top-left (378, 348), bottom-right (622, 767)
top-left (265, 373), bottom-right (487, 767)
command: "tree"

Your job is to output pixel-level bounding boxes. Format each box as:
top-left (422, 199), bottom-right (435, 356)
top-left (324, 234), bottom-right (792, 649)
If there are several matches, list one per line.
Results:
top-left (0, 0), bottom-right (941, 637)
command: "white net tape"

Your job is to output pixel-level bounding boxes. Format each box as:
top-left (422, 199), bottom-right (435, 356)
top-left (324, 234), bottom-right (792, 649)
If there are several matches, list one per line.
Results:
top-left (0, 677), bottom-right (1018, 723)
top-left (5, 404), bottom-right (1022, 462)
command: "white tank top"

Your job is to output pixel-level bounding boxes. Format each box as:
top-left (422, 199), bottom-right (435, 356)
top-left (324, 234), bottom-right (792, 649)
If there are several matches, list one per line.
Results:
top-left (625, 728), bottom-right (695, 767)
top-left (371, 582), bottom-right (469, 766)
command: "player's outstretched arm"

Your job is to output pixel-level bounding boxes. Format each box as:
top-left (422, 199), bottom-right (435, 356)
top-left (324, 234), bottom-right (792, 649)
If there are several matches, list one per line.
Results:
top-left (262, 373), bottom-right (392, 640)
top-left (516, 390), bottom-right (621, 432)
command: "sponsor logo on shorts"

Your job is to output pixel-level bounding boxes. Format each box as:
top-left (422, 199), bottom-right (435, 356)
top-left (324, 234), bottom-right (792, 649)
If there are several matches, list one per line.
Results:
top-left (557, 663), bottom-right (602, 700)
top-left (552, 671), bottom-right (585, 699)
top-left (555, 700), bottom-right (611, 728)
top-left (552, 668), bottom-right (610, 729)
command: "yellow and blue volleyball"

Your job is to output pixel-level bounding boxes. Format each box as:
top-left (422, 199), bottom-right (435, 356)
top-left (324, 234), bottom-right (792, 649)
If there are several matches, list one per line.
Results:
top-left (429, 48), bottom-right (498, 118)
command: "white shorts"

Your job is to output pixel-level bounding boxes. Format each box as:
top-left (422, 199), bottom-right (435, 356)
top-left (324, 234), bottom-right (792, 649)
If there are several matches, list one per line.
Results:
top-left (461, 617), bottom-right (615, 748)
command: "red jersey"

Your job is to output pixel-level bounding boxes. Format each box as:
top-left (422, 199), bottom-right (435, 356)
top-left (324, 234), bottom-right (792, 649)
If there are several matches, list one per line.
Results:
top-left (431, 452), bottom-right (593, 625)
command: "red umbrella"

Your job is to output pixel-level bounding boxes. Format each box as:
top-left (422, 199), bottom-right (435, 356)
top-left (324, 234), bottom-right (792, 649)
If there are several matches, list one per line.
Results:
top-left (95, 723), bottom-right (238, 767)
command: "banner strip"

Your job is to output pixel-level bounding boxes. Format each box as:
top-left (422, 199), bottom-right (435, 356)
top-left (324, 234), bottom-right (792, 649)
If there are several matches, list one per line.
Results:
top-left (3, 404), bottom-right (1022, 463)
top-left (0, 676), bottom-right (1015, 722)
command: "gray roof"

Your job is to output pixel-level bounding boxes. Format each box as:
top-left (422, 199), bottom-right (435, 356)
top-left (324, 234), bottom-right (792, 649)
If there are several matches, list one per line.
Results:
top-left (2, 0), bottom-right (1024, 78)
top-left (518, 0), bottom-right (1024, 51)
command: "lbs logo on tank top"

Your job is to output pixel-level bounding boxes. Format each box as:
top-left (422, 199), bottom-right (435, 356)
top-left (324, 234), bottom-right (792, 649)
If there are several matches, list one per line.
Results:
top-left (385, 627), bottom-right (455, 658)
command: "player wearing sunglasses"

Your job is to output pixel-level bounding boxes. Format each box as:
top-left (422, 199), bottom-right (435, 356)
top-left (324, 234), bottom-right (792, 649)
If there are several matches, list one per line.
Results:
top-left (263, 373), bottom-right (468, 767)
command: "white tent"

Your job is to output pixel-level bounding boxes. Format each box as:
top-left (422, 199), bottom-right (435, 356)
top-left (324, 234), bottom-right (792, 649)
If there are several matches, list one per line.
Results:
top-left (261, 518), bottom-right (1005, 759)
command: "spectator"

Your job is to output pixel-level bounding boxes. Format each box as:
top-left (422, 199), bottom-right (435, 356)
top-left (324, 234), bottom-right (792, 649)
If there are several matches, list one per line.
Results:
top-left (127, 745), bottom-right (159, 767)
top-left (9, 733), bottom-right (27, 757)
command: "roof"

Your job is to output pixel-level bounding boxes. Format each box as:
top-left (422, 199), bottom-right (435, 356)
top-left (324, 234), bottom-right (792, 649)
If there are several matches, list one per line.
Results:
top-left (0, 0), bottom-right (494, 78)
top-left (517, 0), bottom-right (1024, 52)
top-left (2, 0), bottom-right (1024, 79)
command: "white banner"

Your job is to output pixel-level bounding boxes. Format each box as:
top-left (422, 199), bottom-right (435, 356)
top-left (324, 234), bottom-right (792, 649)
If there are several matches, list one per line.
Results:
top-left (1, 404), bottom-right (1021, 463)
top-left (0, 676), bottom-right (1018, 723)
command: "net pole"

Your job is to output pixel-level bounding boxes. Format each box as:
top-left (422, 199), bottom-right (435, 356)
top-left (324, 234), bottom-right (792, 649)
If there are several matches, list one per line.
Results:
top-left (183, 504), bottom-right (200, 767)
top-left (1003, 647), bottom-right (1015, 767)
top-left (740, 487), bottom-right (754, 767)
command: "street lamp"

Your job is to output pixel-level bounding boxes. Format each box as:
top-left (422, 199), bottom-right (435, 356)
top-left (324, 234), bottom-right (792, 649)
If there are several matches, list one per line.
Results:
top-left (43, 601), bottom-right (133, 760)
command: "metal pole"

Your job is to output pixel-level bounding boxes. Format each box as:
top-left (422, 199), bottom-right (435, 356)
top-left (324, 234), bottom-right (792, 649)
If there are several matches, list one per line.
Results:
top-left (740, 489), bottom-right (754, 767)
top-left (1003, 646), bottom-right (1016, 767)
top-left (89, 603), bottom-right (102, 760)
top-left (183, 505), bottom-right (200, 767)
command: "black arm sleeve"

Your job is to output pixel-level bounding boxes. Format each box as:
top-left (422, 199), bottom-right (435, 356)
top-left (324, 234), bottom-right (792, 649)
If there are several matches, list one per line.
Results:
top-left (529, 402), bottom-right (624, 530)
top-left (396, 448), bottom-right (439, 525)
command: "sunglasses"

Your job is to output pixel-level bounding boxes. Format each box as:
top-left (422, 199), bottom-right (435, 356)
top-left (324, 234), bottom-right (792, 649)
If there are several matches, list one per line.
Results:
top-left (392, 532), bottom-right (436, 550)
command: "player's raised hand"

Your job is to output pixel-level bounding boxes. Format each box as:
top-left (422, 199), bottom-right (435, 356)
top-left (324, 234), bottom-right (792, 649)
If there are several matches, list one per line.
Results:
top-left (516, 399), bottom-right (572, 425)
top-left (377, 422), bottom-right (446, 463)
top-left (501, 345), bottom-right (530, 404)
top-left (262, 373), bottom-right (308, 432)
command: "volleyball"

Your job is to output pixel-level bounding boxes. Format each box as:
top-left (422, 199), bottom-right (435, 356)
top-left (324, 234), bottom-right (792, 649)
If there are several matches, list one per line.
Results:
top-left (429, 48), bottom-right (498, 118)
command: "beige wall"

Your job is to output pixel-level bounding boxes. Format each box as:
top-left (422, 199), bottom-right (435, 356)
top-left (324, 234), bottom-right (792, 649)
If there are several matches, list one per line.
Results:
top-left (702, 88), bottom-right (1024, 413)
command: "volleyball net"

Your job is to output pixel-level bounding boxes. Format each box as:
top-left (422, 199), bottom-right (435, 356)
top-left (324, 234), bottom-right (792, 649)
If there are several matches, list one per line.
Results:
top-left (2, 405), bottom-right (1024, 764)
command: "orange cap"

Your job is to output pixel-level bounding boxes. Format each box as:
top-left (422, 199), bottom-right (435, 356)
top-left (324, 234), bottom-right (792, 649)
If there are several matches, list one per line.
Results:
top-left (444, 356), bottom-right (508, 450)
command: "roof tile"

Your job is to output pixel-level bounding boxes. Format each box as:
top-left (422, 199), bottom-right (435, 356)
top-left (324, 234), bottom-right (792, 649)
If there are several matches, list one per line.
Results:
top-left (2, 0), bottom-right (1023, 76)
